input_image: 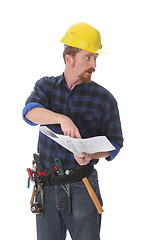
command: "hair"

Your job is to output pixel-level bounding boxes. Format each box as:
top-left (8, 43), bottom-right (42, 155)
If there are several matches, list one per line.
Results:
top-left (63, 45), bottom-right (82, 63)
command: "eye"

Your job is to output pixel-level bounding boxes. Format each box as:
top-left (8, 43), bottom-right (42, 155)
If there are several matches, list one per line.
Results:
top-left (85, 56), bottom-right (91, 61)
top-left (85, 55), bottom-right (98, 61)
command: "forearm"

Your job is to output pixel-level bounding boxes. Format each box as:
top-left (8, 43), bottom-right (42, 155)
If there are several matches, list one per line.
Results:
top-left (25, 107), bottom-right (64, 125)
top-left (25, 107), bottom-right (81, 138)
top-left (90, 151), bottom-right (110, 160)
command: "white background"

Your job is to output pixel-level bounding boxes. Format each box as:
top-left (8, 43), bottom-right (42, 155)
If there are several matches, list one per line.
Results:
top-left (1, 0), bottom-right (160, 239)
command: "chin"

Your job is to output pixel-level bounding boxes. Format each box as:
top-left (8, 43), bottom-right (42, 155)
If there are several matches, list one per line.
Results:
top-left (79, 74), bottom-right (92, 83)
top-left (82, 78), bottom-right (91, 84)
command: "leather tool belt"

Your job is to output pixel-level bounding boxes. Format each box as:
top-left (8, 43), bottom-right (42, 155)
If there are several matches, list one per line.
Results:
top-left (38, 165), bottom-right (94, 186)
top-left (28, 154), bottom-right (103, 215)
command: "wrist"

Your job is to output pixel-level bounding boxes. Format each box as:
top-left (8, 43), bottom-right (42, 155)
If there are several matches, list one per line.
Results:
top-left (59, 114), bottom-right (68, 124)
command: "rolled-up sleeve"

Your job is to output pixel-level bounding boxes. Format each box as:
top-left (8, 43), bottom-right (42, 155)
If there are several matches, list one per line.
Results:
top-left (22, 102), bottom-right (46, 126)
top-left (22, 77), bottom-right (50, 125)
top-left (106, 141), bottom-right (120, 161)
top-left (101, 98), bottom-right (123, 161)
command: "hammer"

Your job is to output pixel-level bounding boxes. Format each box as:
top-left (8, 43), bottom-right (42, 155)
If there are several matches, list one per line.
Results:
top-left (82, 177), bottom-right (104, 214)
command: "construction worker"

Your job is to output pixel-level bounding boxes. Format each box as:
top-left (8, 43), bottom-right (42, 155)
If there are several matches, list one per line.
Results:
top-left (23, 22), bottom-right (123, 240)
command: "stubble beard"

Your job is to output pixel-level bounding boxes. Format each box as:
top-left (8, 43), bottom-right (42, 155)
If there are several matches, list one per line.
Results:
top-left (78, 68), bottom-right (95, 83)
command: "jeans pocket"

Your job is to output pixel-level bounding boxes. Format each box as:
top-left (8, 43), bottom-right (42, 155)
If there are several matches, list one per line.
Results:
top-left (72, 169), bottom-right (97, 187)
top-left (73, 169), bottom-right (103, 207)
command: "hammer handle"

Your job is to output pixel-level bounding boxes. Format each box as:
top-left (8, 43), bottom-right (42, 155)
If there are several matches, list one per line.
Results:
top-left (82, 177), bottom-right (104, 214)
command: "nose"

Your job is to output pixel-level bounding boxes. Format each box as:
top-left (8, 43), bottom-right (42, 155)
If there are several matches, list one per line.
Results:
top-left (90, 57), bottom-right (97, 69)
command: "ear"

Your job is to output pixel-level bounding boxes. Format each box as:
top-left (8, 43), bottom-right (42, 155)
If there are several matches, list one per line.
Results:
top-left (65, 54), bottom-right (74, 65)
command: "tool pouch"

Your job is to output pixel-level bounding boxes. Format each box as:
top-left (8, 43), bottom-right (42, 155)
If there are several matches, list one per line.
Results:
top-left (28, 154), bottom-right (45, 216)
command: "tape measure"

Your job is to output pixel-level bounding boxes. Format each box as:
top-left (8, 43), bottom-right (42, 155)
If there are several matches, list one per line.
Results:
top-left (31, 202), bottom-right (43, 214)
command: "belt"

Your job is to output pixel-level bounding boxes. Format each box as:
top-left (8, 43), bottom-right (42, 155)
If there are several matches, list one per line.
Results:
top-left (39, 165), bottom-right (94, 186)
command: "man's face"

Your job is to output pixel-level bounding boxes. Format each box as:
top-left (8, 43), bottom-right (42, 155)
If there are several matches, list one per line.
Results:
top-left (71, 50), bottom-right (98, 83)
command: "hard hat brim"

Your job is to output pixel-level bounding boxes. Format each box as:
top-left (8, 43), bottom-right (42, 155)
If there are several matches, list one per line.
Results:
top-left (96, 49), bottom-right (107, 54)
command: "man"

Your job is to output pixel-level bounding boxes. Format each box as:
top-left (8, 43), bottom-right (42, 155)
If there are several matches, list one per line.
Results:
top-left (23, 22), bottom-right (123, 240)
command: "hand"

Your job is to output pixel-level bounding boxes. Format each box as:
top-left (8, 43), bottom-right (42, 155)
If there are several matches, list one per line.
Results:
top-left (73, 152), bottom-right (92, 166)
top-left (60, 115), bottom-right (81, 138)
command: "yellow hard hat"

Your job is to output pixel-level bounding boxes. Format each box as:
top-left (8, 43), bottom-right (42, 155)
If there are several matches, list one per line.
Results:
top-left (61, 22), bottom-right (103, 54)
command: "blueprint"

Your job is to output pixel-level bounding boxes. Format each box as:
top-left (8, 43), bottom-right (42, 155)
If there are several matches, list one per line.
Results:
top-left (39, 126), bottom-right (115, 157)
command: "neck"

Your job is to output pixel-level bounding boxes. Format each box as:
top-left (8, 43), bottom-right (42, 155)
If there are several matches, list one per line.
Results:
top-left (64, 69), bottom-right (82, 91)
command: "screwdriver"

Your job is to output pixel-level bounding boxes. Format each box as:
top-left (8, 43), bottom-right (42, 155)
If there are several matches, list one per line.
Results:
top-left (54, 157), bottom-right (64, 175)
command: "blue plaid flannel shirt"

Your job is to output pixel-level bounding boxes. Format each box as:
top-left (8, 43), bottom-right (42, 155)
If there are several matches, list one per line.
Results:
top-left (22, 73), bottom-right (123, 170)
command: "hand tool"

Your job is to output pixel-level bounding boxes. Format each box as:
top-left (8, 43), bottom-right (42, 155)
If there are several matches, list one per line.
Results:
top-left (82, 177), bottom-right (104, 214)
top-left (54, 157), bottom-right (64, 175)
top-left (66, 183), bottom-right (72, 214)
top-left (31, 202), bottom-right (43, 214)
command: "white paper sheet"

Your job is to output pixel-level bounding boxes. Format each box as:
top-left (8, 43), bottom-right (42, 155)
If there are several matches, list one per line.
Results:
top-left (39, 126), bottom-right (115, 157)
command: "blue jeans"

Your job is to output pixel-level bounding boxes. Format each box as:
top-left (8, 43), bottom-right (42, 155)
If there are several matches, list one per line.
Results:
top-left (36, 169), bottom-right (103, 240)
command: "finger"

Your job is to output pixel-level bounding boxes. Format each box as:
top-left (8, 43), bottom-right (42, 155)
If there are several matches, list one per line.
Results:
top-left (75, 130), bottom-right (82, 139)
top-left (81, 152), bottom-right (87, 157)
top-left (70, 132), bottom-right (75, 138)
top-left (77, 158), bottom-right (90, 166)
top-left (81, 152), bottom-right (92, 162)
top-left (70, 131), bottom-right (81, 139)
top-left (65, 130), bottom-right (72, 137)
top-left (78, 160), bottom-right (88, 166)
top-left (81, 152), bottom-right (90, 159)
top-left (71, 129), bottom-right (79, 138)
top-left (73, 154), bottom-right (85, 165)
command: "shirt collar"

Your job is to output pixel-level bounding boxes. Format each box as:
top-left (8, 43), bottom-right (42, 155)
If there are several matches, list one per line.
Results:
top-left (55, 72), bottom-right (91, 94)
top-left (54, 73), bottom-right (65, 88)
